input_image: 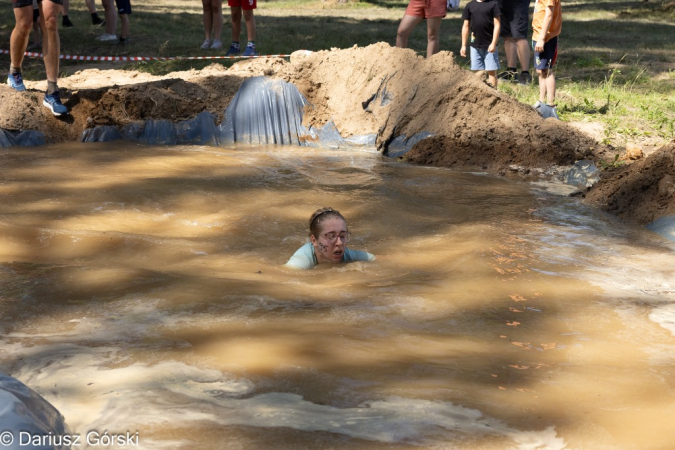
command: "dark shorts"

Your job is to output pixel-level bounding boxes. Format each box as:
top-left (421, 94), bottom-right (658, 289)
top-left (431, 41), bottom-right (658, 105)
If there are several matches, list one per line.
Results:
top-left (533, 36), bottom-right (558, 70)
top-left (13, 0), bottom-right (63, 8)
top-left (499, 0), bottom-right (530, 39)
top-left (114, 0), bottom-right (132, 15)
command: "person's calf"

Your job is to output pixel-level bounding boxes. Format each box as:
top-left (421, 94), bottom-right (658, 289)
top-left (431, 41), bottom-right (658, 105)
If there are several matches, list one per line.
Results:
top-left (487, 70), bottom-right (497, 88)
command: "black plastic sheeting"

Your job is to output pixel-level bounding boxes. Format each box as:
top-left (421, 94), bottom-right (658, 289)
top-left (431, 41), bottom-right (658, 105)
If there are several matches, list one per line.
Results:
top-left (81, 76), bottom-right (379, 150)
top-left (0, 129), bottom-right (45, 148)
top-left (0, 372), bottom-right (70, 450)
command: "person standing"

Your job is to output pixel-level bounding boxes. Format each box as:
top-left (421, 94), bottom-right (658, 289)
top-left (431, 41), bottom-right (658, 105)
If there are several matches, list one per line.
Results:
top-left (395, 0), bottom-right (446, 58)
top-left (8, 0), bottom-right (68, 115)
top-left (201, 0), bottom-right (223, 50)
top-left (497, 0), bottom-right (531, 84)
top-left (225, 0), bottom-right (258, 56)
top-left (96, 0), bottom-right (117, 41)
top-left (460, 0), bottom-right (501, 88)
top-left (61, 0), bottom-right (104, 27)
top-left (532, 0), bottom-right (561, 112)
top-left (114, 0), bottom-right (131, 44)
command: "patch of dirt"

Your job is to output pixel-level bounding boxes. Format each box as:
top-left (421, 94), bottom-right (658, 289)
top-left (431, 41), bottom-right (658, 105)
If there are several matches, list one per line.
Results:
top-left (586, 142), bottom-right (675, 225)
top-left (1, 43), bottom-right (674, 226)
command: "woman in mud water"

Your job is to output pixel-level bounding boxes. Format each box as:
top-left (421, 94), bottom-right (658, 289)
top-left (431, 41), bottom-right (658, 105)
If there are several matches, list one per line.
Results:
top-left (285, 207), bottom-right (376, 269)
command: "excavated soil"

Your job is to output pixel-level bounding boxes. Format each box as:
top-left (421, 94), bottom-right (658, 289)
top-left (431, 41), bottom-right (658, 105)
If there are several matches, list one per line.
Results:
top-left (1, 43), bottom-right (673, 225)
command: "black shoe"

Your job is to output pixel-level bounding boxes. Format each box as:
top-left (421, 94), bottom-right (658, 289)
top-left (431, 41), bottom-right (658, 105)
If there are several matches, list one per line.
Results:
top-left (92, 16), bottom-right (105, 26)
top-left (497, 70), bottom-right (517, 81)
top-left (62, 16), bottom-right (74, 28)
top-left (518, 71), bottom-right (532, 85)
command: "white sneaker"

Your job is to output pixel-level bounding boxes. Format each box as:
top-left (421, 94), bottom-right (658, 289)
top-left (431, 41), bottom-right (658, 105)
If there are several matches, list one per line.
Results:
top-left (209, 39), bottom-right (222, 50)
top-left (96, 33), bottom-right (118, 41)
top-left (200, 39), bottom-right (212, 50)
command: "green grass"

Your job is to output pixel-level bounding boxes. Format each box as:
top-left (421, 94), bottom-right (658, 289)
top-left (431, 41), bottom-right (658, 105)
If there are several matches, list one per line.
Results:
top-left (1, 0), bottom-right (673, 148)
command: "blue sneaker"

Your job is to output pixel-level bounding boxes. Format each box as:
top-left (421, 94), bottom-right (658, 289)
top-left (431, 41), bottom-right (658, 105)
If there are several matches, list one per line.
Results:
top-left (7, 72), bottom-right (26, 92)
top-left (225, 44), bottom-right (240, 56)
top-left (242, 45), bottom-right (258, 57)
top-left (43, 90), bottom-right (68, 116)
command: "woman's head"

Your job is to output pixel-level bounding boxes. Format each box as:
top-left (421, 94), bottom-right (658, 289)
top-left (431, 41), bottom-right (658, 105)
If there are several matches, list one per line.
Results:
top-left (309, 207), bottom-right (351, 264)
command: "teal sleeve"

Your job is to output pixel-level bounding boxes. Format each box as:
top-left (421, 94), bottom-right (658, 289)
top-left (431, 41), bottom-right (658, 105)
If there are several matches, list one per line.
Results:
top-left (285, 243), bottom-right (316, 269)
top-left (343, 248), bottom-right (376, 262)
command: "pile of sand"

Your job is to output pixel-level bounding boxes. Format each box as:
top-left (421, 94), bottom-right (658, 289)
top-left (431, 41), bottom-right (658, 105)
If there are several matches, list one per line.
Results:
top-left (0, 43), bottom-right (673, 225)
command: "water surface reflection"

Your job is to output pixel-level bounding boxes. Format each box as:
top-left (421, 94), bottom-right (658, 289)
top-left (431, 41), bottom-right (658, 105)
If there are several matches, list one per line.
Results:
top-left (1, 142), bottom-right (674, 449)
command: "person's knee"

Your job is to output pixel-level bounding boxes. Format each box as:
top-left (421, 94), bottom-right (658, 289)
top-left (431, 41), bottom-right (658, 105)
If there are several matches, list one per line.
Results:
top-left (43, 14), bottom-right (58, 32)
top-left (242, 9), bottom-right (254, 21)
top-left (15, 16), bottom-right (33, 34)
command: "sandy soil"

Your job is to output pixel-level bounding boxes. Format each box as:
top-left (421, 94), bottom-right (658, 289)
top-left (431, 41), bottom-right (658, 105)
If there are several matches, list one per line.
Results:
top-left (1, 43), bottom-right (673, 225)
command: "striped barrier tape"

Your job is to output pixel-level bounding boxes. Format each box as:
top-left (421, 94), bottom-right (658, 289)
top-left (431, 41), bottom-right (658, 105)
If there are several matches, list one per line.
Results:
top-left (0, 48), bottom-right (304, 61)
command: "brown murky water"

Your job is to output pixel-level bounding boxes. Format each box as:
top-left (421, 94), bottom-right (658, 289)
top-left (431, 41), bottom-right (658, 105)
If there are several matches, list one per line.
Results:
top-left (1, 142), bottom-right (675, 449)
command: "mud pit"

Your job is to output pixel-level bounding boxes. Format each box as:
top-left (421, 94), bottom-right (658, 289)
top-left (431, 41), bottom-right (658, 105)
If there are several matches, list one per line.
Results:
top-left (0, 43), bottom-right (673, 226)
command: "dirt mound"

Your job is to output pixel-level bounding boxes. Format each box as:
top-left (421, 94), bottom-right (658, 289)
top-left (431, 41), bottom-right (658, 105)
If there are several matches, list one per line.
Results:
top-left (586, 142), bottom-right (675, 225)
top-left (0, 43), bottom-right (672, 226)
top-left (278, 43), bottom-right (598, 169)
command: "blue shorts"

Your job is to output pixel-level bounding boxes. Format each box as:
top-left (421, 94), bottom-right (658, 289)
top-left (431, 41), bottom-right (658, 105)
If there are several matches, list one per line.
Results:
top-left (533, 36), bottom-right (558, 70)
top-left (115, 0), bottom-right (132, 15)
top-left (470, 47), bottom-right (500, 71)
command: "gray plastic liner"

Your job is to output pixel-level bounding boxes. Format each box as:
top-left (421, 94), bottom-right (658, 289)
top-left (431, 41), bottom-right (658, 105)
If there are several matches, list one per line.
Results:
top-left (80, 125), bottom-right (123, 143)
top-left (386, 131), bottom-right (435, 158)
top-left (564, 160), bottom-right (600, 188)
top-left (79, 77), bottom-right (380, 151)
top-left (176, 111), bottom-right (222, 146)
top-left (0, 129), bottom-right (45, 148)
top-left (534, 103), bottom-right (560, 120)
top-left (0, 372), bottom-right (70, 450)
top-left (218, 76), bottom-right (310, 146)
top-left (646, 215), bottom-right (675, 243)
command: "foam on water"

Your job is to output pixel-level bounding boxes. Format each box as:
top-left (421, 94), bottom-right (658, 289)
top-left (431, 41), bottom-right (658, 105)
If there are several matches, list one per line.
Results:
top-left (0, 304), bottom-right (565, 449)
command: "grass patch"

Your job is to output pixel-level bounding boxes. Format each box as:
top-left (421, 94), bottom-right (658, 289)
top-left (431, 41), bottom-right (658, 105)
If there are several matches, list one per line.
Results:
top-left (0, 0), bottom-right (673, 148)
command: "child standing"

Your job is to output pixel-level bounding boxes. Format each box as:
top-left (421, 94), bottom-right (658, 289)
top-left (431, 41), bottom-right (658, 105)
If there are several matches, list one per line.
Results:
top-left (460, 0), bottom-right (501, 88)
top-left (532, 0), bottom-right (562, 112)
top-left (114, 0), bottom-right (131, 45)
top-left (225, 0), bottom-right (258, 57)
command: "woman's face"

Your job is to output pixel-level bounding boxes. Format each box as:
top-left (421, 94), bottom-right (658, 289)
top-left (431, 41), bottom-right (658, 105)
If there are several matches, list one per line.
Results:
top-left (310, 217), bottom-right (348, 264)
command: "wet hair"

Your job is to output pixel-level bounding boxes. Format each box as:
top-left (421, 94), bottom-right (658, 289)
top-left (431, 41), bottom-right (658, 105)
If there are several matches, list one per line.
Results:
top-left (309, 207), bottom-right (346, 238)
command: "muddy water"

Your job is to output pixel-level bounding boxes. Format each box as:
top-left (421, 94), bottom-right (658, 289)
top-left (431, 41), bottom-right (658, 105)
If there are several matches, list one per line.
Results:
top-left (1, 142), bottom-right (675, 450)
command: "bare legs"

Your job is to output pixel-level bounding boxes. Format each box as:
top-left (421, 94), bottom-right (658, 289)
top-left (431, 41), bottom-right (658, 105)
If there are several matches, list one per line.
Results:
top-left (425, 17), bottom-right (441, 58)
top-left (10, 6), bottom-right (32, 71)
top-left (40, 0), bottom-right (60, 84)
top-left (230, 7), bottom-right (256, 43)
top-left (101, 0), bottom-right (116, 36)
top-left (396, 14), bottom-right (422, 50)
top-left (202, 0), bottom-right (223, 42)
top-left (504, 37), bottom-right (530, 72)
top-left (396, 14), bottom-right (443, 58)
top-left (487, 70), bottom-right (497, 88)
top-left (537, 68), bottom-right (555, 104)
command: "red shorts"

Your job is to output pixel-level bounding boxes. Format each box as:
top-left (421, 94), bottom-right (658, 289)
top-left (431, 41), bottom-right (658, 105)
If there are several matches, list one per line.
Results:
top-left (228, 0), bottom-right (256, 9)
top-left (404, 0), bottom-right (446, 19)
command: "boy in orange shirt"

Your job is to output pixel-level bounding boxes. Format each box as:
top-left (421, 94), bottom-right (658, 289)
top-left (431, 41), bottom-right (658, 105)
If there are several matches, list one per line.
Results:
top-left (532, 0), bottom-right (561, 114)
